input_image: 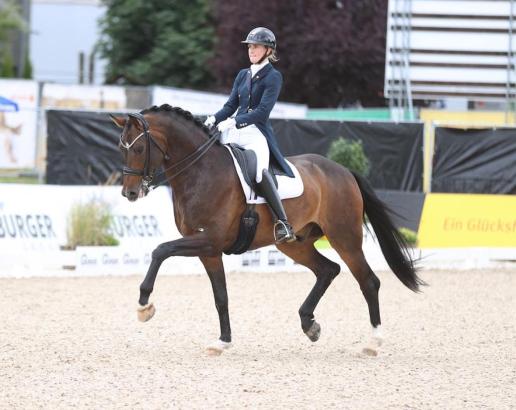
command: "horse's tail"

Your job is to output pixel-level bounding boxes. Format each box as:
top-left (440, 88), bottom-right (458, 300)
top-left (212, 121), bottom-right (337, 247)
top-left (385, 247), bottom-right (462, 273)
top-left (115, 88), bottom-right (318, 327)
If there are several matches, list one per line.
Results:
top-left (352, 172), bottom-right (425, 292)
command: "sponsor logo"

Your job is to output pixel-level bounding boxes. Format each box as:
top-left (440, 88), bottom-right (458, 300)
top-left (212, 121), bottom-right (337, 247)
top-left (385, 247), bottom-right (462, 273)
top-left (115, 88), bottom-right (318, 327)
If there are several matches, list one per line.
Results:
top-left (110, 215), bottom-right (162, 238)
top-left (0, 214), bottom-right (56, 239)
top-left (267, 249), bottom-right (286, 266)
top-left (80, 254), bottom-right (97, 265)
top-left (102, 253), bottom-right (119, 265)
top-left (242, 250), bottom-right (261, 266)
top-left (123, 253), bottom-right (140, 265)
top-left (419, 194), bottom-right (516, 247)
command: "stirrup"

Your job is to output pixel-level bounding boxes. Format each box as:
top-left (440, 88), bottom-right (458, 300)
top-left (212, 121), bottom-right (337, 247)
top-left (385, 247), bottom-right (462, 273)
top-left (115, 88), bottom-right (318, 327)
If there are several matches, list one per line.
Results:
top-left (274, 220), bottom-right (296, 244)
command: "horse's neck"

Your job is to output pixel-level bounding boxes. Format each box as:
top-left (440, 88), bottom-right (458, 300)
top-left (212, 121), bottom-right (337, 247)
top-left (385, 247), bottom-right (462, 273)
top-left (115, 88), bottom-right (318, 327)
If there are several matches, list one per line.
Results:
top-left (164, 124), bottom-right (233, 199)
top-left (165, 120), bottom-right (208, 164)
top-left (169, 141), bottom-right (236, 235)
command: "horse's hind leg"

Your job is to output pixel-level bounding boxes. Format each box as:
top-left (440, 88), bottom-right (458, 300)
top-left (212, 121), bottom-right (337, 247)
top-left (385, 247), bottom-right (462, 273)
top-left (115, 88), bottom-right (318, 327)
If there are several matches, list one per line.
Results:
top-left (326, 229), bottom-right (383, 355)
top-left (277, 239), bottom-right (341, 342)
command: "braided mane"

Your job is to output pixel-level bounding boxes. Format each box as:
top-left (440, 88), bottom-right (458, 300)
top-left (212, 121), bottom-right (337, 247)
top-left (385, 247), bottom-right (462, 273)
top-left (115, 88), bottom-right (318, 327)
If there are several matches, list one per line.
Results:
top-left (141, 104), bottom-right (211, 135)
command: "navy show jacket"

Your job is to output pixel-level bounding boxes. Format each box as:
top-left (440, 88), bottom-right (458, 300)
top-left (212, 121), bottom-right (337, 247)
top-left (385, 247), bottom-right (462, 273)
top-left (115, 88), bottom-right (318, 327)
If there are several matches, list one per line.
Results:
top-left (214, 63), bottom-right (294, 177)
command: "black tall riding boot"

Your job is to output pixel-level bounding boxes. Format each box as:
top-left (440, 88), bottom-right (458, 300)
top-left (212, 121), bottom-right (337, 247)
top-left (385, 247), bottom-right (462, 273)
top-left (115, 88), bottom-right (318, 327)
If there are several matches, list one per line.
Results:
top-left (256, 169), bottom-right (296, 244)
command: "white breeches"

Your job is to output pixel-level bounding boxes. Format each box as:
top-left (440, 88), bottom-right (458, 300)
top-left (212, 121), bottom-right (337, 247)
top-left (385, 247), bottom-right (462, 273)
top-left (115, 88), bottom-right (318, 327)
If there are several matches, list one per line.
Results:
top-left (221, 124), bottom-right (269, 183)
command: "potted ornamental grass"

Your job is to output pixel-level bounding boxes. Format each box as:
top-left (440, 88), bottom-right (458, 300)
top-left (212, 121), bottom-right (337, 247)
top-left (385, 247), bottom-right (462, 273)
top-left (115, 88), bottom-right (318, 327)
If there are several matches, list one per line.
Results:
top-left (63, 198), bottom-right (119, 269)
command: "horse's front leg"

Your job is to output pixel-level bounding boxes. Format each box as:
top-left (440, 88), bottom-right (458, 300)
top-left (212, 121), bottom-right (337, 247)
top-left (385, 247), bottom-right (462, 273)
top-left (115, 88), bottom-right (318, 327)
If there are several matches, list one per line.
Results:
top-left (137, 234), bottom-right (216, 322)
top-left (199, 255), bottom-right (232, 355)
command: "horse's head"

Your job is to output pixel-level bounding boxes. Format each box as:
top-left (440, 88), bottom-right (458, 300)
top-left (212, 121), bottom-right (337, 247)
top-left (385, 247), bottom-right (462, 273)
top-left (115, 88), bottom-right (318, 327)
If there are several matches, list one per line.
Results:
top-left (110, 112), bottom-right (169, 202)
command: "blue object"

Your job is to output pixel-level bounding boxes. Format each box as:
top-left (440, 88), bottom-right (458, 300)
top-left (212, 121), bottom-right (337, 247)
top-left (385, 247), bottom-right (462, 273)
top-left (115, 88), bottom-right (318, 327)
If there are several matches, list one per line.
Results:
top-left (0, 95), bottom-right (19, 112)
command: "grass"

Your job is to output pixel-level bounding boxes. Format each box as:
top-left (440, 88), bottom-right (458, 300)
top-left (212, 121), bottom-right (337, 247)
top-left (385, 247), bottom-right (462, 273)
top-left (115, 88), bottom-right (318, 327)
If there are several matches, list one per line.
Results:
top-left (0, 175), bottom-right (39, 184)
top-left (0, 169), bottom-right (40, 184)
top-left (314, 238), bottom-right (331, 249)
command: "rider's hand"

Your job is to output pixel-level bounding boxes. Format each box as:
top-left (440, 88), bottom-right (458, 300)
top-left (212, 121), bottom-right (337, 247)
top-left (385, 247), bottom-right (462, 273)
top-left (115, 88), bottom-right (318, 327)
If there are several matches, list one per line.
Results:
top-left (217, 118), bottom-right (236, 133)
top-left (204, 115), bottom-right (216, 127)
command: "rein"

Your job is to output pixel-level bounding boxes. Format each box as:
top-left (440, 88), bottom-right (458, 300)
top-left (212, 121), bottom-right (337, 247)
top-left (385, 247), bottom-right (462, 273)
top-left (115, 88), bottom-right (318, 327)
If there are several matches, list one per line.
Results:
top-left (121, 112), bottom-right (220, 193)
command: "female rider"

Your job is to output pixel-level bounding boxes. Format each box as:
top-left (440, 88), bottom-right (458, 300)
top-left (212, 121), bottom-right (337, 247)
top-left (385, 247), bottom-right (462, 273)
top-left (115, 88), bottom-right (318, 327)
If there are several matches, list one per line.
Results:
top-left (205, 27), bottom-right (296, 244)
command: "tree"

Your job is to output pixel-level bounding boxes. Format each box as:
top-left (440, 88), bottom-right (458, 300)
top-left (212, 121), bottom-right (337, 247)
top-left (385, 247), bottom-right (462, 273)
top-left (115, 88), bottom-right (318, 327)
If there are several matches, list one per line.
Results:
top-left (98, 0), bottom-right (215, 89)
top-left (212, 0), bottom-right (388, 107)
top-left (0, 0), bottom-right (27, 77)
top-left (22, 49), bottom-right (32, 79)
top-left (0, 0), bottom-right (25, 42)
top-left (1, 49), bottom-right (15, 77)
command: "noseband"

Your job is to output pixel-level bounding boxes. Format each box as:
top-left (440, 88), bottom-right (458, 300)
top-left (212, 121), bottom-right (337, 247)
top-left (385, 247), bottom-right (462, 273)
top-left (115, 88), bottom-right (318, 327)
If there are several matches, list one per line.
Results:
top-left (120, 112), bottom-right (220, 193)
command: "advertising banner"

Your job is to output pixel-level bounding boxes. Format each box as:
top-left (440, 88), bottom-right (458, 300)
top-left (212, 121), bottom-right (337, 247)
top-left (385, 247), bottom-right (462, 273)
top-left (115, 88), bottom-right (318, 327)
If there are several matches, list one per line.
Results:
top-left (42, 84), bottom-right (127, 110)
top-left (0, 184), bottom-right (179, 252)
top-left (418, 193), bottom-right (516, 248)
top-left (0, 79), bottom-right (39, 168)
top-left (0, 183), bottom-right (395, 276)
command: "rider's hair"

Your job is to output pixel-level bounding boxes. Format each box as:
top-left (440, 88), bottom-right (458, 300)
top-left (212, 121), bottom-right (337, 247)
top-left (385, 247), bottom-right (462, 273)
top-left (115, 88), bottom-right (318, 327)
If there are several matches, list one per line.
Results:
top-left (268, 47), bottom-right (279, 63)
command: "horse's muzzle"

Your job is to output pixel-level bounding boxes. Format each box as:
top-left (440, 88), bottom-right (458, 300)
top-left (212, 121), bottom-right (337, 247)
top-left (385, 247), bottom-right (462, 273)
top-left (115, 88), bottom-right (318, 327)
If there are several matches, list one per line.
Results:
top-left (122, 188), bottom-right (139, 202)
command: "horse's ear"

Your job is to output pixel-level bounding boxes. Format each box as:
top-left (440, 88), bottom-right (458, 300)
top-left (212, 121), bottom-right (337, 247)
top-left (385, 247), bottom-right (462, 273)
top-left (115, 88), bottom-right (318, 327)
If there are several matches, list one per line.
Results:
top-left (109, 114), bottom-right (126, 129)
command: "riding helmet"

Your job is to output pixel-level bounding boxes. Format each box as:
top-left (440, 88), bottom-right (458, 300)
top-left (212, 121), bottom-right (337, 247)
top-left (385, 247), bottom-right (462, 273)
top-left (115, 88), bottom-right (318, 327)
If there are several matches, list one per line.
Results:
top-left (241, 27), bottom-right (276, 49)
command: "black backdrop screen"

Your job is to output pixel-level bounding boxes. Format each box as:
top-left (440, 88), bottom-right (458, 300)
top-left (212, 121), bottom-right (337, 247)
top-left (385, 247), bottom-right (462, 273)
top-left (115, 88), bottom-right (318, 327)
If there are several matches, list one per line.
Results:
top-left (46, 110), bottom-right (424, 191)
top-left (432, 127), bottom-right (516, 194)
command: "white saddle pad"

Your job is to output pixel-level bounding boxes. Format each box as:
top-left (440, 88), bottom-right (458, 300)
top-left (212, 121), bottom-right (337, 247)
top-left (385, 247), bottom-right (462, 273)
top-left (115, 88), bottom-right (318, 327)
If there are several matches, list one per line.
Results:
top-left (224, 145), bottom-right (304, 204)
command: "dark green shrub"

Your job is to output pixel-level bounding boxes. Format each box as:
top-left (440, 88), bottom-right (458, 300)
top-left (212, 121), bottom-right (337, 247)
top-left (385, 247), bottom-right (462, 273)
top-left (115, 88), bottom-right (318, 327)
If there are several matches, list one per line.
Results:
top-left (327, 138), bottom-right (370, 176)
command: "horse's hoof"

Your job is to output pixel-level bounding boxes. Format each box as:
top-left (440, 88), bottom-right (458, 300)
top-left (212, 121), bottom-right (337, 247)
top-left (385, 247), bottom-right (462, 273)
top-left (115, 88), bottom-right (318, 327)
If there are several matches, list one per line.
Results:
top-left (361, 346), bottom-right (378, 356)
top-left (361, 334), bottom-right (382, 357)
top-left (206, 339), bottom-right (232, 356)
top-left (304, 321), bottom-right (321, 342)
top-left (137, 303), bottom-right (155, 322)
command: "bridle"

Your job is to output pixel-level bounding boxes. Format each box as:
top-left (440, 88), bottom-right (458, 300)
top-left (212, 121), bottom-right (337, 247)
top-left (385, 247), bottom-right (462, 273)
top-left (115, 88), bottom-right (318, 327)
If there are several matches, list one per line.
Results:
top-left (120, 112), bottom-right (220, 194)
top-left (120, 112), bottom-right (169, 193)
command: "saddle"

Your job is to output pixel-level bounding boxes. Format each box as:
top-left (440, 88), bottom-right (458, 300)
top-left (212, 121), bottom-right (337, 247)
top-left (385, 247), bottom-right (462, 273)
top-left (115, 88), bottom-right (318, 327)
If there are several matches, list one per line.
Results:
top-left (224, 144), bottom-right (303, 255)
top-left (224, 144), bottom-right (259, 255)
top-left (227, 143), bottom-right (258, 190)
top-left (227, 143), bottom-right (285, 191)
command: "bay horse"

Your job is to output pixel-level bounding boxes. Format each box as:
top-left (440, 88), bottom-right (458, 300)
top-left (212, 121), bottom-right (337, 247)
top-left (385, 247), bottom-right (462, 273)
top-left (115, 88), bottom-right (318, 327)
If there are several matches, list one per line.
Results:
top-left (111, 104), bottom-right (423, 356)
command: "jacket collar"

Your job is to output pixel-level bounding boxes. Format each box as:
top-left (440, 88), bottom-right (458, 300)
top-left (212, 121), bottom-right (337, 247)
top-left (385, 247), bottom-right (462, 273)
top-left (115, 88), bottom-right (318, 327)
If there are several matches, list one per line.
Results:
top-left (250, 59), bottom-right (270, 76)
top-left (249, 63), bottom-right (273, 83)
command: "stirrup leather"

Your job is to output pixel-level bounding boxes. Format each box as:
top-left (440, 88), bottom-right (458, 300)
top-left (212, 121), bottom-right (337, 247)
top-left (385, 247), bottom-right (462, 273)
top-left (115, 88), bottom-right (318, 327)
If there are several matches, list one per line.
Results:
top-left (274, 220), bottom-right (296, 243)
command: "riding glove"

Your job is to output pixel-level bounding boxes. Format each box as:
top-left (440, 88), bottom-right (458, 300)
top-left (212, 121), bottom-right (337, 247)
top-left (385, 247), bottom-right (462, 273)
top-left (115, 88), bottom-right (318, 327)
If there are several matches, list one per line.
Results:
top-left (217, 118), bottom-right (236, 133)
top-left (204, 115), bottom-right (216, 127)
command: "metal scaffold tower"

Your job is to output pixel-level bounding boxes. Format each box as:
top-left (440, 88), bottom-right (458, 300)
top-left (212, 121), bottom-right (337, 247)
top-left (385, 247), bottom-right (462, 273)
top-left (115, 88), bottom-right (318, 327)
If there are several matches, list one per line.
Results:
top-left (505, 0), bottom-right (515, 123)
top-left (388, 0), bottom-right (414, 121)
